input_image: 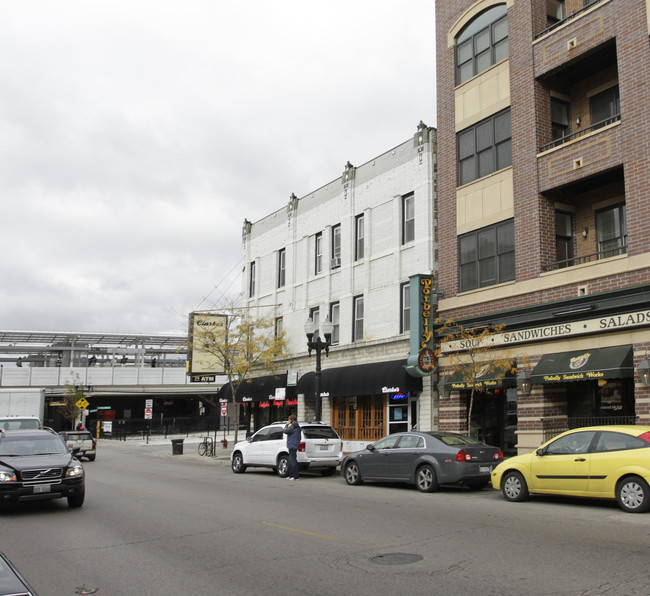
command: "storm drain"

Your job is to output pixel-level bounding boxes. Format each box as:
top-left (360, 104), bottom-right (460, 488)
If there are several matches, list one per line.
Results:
top-left (370, 552), bottom-right (424, 566)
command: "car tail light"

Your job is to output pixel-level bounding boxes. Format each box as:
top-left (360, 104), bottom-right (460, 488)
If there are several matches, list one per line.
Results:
top-left (455, 449), bottom-right (472, 462)
top-left (298, 441), bottom-right (306, 452)
top-left (493, 449), bottom-right (504, 461)
top-left (638, 431), bottom-right (650, 444)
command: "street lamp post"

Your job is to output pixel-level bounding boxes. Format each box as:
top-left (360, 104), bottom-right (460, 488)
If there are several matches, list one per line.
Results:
top-left (304, 316), bottom-right (333, 422)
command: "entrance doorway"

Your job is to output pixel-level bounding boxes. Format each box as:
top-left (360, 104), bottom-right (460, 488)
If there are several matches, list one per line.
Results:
top-left (467, 387), bottom-right (517, 455)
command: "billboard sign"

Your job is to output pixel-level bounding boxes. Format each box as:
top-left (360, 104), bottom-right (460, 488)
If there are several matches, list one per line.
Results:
top-left (188, 312), bottom-right (227, 376)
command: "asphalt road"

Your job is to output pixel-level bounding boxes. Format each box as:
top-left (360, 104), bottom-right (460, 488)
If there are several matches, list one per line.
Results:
top-left (2, 439), bottom-right (650, 596)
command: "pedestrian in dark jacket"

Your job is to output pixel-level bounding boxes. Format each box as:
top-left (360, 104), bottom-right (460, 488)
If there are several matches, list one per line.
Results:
top-left (283, 415), bottom-right (301, 480)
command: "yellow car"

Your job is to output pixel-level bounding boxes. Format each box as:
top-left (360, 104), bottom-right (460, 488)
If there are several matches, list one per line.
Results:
top-left (491, 425), bottom-right (650, 513)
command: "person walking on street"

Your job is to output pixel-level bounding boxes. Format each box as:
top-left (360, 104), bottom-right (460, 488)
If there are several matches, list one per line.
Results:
top-left (283, 415), bottom-right (301, 480)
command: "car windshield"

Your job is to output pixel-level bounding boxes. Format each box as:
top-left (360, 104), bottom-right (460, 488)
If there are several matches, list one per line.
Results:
top-left (0, 419), bottom-right (40, 430)
top-left (429, 433), bottom-right (483, 446)
top-left (302, 426), bottom-right (339, 439)
top-left (0, 435), bottom-right (68, 456)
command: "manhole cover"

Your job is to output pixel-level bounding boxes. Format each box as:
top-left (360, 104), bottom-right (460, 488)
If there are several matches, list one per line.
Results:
top-left (370, 552), bottom-right (424, 566)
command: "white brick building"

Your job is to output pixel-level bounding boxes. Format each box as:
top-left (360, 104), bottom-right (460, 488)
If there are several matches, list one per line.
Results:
top-left (241, 123), bottom-right (438, 451)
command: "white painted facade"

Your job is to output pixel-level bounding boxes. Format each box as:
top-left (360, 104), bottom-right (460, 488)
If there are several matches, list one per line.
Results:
top-left (242, 123), bottom-right (438, 441)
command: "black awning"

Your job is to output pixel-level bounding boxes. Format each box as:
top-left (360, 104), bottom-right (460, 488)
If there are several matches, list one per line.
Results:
top-left (296, 360), bottom-right (422, 398)
top-left (531, 345), bottom-right (633, 384)
top-left (217, 374), bottom-right (287, 403)
top-left (446, 362), bottom-right (516, 390)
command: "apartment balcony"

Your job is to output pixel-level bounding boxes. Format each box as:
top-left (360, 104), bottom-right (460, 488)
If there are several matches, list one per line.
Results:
top-left (542, 244), bottom-right (627, 272)
top-left (533, 0), bottom-right (614, 80)
top-left (536, 118), bottom-right (622, 193)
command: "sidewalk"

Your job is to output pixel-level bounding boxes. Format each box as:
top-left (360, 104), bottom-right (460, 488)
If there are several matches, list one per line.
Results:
top-left (97, 432), bottom-right (237, 466)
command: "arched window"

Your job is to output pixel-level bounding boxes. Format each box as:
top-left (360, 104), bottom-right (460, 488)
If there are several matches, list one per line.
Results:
top-left (456, 4), bottom-right (508, 85)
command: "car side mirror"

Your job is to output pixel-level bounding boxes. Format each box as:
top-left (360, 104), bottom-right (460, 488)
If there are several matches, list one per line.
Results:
top-left (366, 444), bottom-right (374, 451)
top-left (536, 448), bottom-right (546, 456)
top-left (71, 446), bottom-right (81, 456)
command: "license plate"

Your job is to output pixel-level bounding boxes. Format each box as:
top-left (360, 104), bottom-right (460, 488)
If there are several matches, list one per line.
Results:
top-left (479, 466), bottom-right (492, 474)
top-left (33, 485), bottom-right (51, 494)
top-left (319, 445), bottom-right (329, 451)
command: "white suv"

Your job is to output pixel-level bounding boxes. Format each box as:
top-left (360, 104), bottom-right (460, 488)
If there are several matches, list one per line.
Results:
top-left (231, 421), bottom-right (342, 477)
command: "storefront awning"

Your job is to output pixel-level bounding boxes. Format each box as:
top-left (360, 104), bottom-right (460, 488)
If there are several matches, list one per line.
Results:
top-left (446, 363), bottom-right (516, 390)
top-left (296, 360), bottom-right (422, 398)
top-left (531, 345), bottom-right (633, 384)
top-left (217, 374), bottom-right (287, 403)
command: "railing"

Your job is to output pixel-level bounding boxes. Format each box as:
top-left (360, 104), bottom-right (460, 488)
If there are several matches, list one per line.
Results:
top-left (535, 0), bottom-right (604, 40)
top-left (543, 244), bottom-right (627, 272)
top-left (542, 415), bottom-right (639, 442)
top-left (539, 115), bottom-right (621, 153)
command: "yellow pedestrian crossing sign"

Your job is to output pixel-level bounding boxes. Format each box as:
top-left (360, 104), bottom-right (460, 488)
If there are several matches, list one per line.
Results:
top-left (76, 397), bottom-right (89, 410)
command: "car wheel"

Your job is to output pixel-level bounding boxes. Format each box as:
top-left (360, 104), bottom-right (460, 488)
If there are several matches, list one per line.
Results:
top-left (502, 471), bottom-right (529, 502)
top-left (87, 454), bottom-right (96, 462)
top-left (277, 454), bottom-right (289, 478)
top-left (231, 452), bottom-right (247, 474)
top-left (616, 476), bottom-right (650, 513)
top-left (415, 464), bottom-right (439, 493)
top-left (321, 468), bottom-right (336, 477)
top-left (466, 480), bottom-right (489, 491)
top-left (344, 461), bottom-right (363, 485)
top-left (68, 490), bottom-right (85, 508)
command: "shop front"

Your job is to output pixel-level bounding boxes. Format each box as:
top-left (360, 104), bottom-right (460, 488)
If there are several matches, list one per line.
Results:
top-left (217, 374), bottom-right (296, 435)
top-left (297, 359), bottom-right (422, 451)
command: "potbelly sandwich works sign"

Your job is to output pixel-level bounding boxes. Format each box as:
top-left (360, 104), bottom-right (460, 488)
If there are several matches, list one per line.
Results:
top-left (405, 274), bottom-right (439, 377)
top-left (188, 312), bottom-right (227, 378)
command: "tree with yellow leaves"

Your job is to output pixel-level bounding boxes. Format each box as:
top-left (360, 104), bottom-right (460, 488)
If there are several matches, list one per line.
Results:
top-left (437, 319), bottom-right (515, 437)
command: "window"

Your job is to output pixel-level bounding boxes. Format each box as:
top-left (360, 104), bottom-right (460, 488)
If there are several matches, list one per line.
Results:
top-left (309, 307), bottom-right (320, 339)
top-left (315, 233), bottom-right (323, 274)
top-left (555, 211), bottom-right (574, 267)
top-left (590, 86), bottom-right (620, 128)
top-left (331, 225), bottom-right (341, 268)
top-left (551, 98), bottom-right (570, 140)
top-left (545, 431), bottom-right (596, 455)
top-left (274, 317), bottom-right (283, 340)
top-left (459, 220), bottom-right (515, 292)
top-left (249, 261), bottom-right (256, 297)
top-left (594, 431), bottom-right (649, 453)
top-left (547, 0), bottom-right (565, 24)
top-left (456, 4), bottom-right (508, 85)
top-left (458, 109), bottom-right (511, 186)
top-left (277, 249), bottom-right (286, 288)
top-left (329, 302), bottom-right (340, 345)
top-left (596, 204), bottom-right (627, 258)
top-left (402, 194), bottom-right (415, 244)
top-left (400, 282), bottom-right (410, 333)
top-left (355, 214), bottom-right (364, 260)
top-left (352, 295), bottom-right (364, 342)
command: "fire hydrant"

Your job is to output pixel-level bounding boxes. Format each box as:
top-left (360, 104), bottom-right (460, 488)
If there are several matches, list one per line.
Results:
top-left (221, 438), bottom-right (228, 448)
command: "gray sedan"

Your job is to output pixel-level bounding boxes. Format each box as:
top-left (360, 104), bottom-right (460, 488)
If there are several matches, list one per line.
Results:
top-left (342, 431), bottom-right (503, 492)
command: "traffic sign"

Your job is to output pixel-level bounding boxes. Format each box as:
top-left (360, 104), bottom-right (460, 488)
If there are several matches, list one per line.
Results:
top-left (221, 403), bottom-right (227, 417)
top-left (76, 397), bottom-right (89, 410)
top-left (144, 408), bottom-right (153, 420)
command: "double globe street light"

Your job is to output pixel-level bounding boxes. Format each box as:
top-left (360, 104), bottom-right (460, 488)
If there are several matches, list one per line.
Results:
top-left (304, 316), bottom-right (334, 422)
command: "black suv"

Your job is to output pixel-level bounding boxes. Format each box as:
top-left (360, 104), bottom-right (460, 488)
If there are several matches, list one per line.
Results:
top-left (0, 428), bottom-right (85, 508)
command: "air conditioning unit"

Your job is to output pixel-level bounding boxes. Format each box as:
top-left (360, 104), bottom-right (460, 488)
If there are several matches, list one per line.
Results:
top-left (330, 256), bottom-right (341, 268)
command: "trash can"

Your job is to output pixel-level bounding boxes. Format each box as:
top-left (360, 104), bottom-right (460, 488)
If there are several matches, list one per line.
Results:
top-left (171, 438), bottom-right (184, 455)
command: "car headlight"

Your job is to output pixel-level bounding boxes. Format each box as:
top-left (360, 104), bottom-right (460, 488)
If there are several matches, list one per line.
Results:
top-left (66, 464), bottom-right (84, 478)
top-left (0, 470), bottom-right (17, 482)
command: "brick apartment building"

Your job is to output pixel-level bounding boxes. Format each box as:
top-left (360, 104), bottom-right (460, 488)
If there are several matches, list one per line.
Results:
top-left (435, 0), bottom-right (650, 454)
top-left (240, 125), bottom-right (438, 451)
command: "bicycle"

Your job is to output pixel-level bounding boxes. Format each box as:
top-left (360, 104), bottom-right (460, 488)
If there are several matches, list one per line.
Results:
top-left (198, 436), bottom-right (214, 457)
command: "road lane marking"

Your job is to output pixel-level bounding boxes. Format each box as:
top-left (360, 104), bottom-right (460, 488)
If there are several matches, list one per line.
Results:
top-left (261, 521), bottom-right (335, 540)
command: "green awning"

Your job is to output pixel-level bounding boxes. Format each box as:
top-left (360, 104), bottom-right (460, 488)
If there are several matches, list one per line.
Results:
top-left (531, 345), bottom-right (633, 384)
top-left (446, 362), bottom-right (516, 390)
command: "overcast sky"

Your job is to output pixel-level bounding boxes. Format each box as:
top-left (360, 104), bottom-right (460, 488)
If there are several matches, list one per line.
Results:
top-left (0, 0), bottom-right (436, 336)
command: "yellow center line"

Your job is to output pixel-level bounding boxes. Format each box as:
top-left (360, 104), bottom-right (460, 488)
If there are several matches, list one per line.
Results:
top-left (261, 521), bottom-right (335, 540)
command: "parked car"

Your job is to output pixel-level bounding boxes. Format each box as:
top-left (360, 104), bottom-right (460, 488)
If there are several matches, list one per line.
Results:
top-left (0, 551), bottom-right (38, 596)
top-left (491, 425), bottom-right (650, 513)
top-left (59, 430), bottom-right (97, 461)
top-left (342, 431), bottom-right (503, 492)
top-left (231, 421), bottom-right (342, 477)
top-left (0, 428), bottom-right (85, 508)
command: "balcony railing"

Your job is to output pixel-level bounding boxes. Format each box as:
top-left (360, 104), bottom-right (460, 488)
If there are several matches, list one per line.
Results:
top-left (535, 0), bottom-right (604, 40)
top-left (539, 114), bottom-right (621, 153)
top-left (543, 244), bottom-right (627, 272)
